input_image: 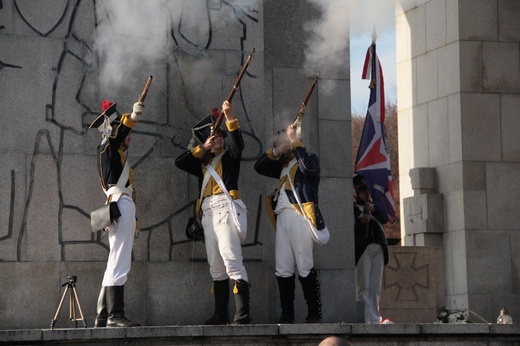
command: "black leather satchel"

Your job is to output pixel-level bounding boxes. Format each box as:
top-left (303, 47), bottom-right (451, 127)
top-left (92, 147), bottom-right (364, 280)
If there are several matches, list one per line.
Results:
top-left (90, 202), bottom-right (121, 232)
top-left (186, 216), bottom-right (204, 241)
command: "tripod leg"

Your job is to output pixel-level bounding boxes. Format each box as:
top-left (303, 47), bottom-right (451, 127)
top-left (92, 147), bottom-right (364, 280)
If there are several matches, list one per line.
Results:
top-left (51, 286), bottom-right (70, 329)
top-left (72, 287), bottom-right (87, 328)
top-left (70, 291), bottom-right (77, 327)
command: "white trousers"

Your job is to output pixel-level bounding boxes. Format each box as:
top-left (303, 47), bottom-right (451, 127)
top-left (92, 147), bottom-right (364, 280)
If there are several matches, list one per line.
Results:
top-left (201, 194), bottom-right (248, 282)
top-left (275, 207), bottom-right (314, 278)
top-left (356, 243), bottom-right (384, 324)
top-left (102, 195), bottom-right (136, 286)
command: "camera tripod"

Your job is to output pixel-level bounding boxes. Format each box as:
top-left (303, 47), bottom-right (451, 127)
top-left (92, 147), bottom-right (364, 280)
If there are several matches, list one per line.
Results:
top-left (50, 275), bottom-right (87, 329)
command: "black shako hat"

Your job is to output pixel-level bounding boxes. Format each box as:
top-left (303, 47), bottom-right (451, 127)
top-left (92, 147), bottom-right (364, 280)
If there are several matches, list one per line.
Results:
top-left (89, 100), bottom-right (119, 131)
top-left (353, 174), bottom-right (368, 191)
top-left (192, 108), bottom-right (227, 144)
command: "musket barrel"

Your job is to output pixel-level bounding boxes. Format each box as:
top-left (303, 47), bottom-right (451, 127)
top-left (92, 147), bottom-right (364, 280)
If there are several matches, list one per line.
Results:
top-left (291, 73), bottom-right (319, 126)
top-left (138, 76), bottom-right (153, 103)
top-left (212, 49), bottom-right (255, 134)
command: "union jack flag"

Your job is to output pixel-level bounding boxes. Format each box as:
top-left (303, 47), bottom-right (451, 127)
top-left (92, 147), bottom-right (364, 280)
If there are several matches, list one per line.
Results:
top-left (354, 42), bottom-right (396, 223)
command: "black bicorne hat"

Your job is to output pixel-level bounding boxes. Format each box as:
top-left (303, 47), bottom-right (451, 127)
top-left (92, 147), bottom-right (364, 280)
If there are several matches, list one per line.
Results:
top-left (89, 100), bottom-right (119, 131)
top-left (192, 108), bottom-right (227, 144)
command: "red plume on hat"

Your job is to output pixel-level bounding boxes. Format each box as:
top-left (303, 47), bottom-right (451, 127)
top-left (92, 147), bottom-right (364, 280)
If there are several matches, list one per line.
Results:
top-left (102, 100), bottom-right (113, 112)
top-left (88, 100), bottom-right (119, 130)
top-left (211, 108), bottom-right (220, 119)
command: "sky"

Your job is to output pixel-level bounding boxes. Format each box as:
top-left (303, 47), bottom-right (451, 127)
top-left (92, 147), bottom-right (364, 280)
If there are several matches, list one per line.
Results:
top-left (301, 0), bottom-right (397, 116)
top-left (350, 29), bottom-right (397, 115)
top-left (349, 7), bottom-right (397, 115)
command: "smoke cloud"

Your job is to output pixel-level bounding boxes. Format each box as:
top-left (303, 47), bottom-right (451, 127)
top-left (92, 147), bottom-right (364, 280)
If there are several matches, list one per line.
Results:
top-left (303, 0), bottom-right (397, 107)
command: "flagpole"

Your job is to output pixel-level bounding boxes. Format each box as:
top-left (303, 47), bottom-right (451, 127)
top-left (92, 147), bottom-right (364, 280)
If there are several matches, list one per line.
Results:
top-left (369, 27), bottom-right (377, 89)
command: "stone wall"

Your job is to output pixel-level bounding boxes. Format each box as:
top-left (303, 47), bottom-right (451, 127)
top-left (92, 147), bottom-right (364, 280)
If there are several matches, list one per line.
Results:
top-left (397, 0), bottom-right (520, 323)
top-left (0, 0), bottom-right (355, 329)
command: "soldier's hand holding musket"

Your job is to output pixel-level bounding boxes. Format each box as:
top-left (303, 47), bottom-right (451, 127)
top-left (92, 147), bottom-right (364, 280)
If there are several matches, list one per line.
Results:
top-left (131, 102), bottom-right (144, 121)
top-left (202, 100), bottom-right (233, 152)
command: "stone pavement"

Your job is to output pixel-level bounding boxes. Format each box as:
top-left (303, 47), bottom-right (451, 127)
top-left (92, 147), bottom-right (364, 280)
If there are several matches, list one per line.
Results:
top-left (1, 323), bottom-right (520, 345)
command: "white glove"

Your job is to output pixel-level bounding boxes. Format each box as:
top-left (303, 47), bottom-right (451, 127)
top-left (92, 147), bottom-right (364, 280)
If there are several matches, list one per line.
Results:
top-left (131, 102), bottom-right (144, 121)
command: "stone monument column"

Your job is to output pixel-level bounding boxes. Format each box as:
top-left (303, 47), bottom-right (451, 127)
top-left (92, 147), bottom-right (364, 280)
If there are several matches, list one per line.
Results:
top-left (397, 0), bottom-right (520, 322)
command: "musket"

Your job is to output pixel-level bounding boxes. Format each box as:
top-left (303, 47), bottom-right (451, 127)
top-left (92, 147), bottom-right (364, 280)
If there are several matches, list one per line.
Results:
top-left (138, 75), bottom-right (153, 103)
top-left (292, 73), bottom-right (320, 127)
top-left (210, 48), bottom-right (255, 135)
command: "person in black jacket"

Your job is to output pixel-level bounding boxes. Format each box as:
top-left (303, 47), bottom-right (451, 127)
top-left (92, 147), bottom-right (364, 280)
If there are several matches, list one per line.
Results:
top-left (353, 174), bottom-right (389, 324)
top-left (90, 100), bottom-right (143, 328)
top-left (254, 124), bottom-right (327, 323)
top-left (175, 101), bottom-right (251, 325)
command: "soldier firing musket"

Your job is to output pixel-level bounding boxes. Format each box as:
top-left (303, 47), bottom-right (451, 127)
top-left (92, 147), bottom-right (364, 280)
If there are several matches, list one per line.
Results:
top-left (253, 71), bottom-right (329, 324)
top-left (89, 76), bottom-right (152, 328)
top-left (175, 50), bottom-right (255, 325)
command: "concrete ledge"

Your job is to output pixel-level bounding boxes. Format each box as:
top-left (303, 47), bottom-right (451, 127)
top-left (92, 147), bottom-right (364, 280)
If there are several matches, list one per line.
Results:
top-left (2, 323), bottom-right (520, 345)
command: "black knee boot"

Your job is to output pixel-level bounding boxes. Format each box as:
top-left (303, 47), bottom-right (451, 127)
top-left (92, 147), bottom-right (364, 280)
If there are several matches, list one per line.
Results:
top-left (231, 280), bottom-right (251, 324)
top-left (94, 287), bottom-right (107, 327)
top-left (299, 268), bottom-right (322, 323)
top-left (205, 279), bottom-right (230, 325)
top-left (106, 286), bottom-right (140, 327)
top-left (276, 275), bottom-right (295, 323)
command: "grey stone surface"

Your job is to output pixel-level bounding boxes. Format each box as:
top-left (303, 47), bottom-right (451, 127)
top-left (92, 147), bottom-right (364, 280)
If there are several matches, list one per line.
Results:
top-left (460, 93), bottom-right (501, 162)
top-left (425, 0), bottom-right (447, 52)
top-left (380, 246), bottom-right (443, 323)
top-left (0, 1), bottom-right (355, 329)
top-left (458, 0), bottom-right (498, 41)
top-left (482, 42), bottom-right (520, 93)
top-left (501, 95), bottom-right (520, 161)
top-left (403, 194), bottom-right (443, 235)
top-left (409, 167), bottom-right (437, 193)
top-left (498, 0), bottom-right (520, 42)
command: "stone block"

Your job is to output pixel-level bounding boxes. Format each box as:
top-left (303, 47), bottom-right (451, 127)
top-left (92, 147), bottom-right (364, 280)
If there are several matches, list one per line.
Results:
top-left (498, 0), bottom-right (520, 41)
top-left (428, 98), bottom-right (450, 167)
top-left (462, 161), bottom-right (486, 190)
top-left (458, 0), bottom-right (498, 41)
top-left (0, 152), bottom-right (27, 262)
top-left (437, 43), bottom-right (460, 98)
top-left (352, 322), bottom-right (421, 334)
top-left (396, 60), bottom-right (416, 110)
top-left (316, 178), bottom-right (352, 269)
top-left (459, 41), bottom-right (483, 92)
top-left (446, 0), bottom-right (460, 44)
top-left (319, 121), bottom-right (350, 178)
top-left (410, 5), bottom-right (427, 58)
top-left (412, 103), bottom-right (430, 167)
top-left (447, 94), bottom-right (463, 163)
top-left (416, 50), bottom-right (438, 105)
top-left (436, 162), bottom-right (463, 195)
top-left (264, 0), bottom-right (319, 69)
top-left (483, 42), bottom-right (520, 93)
top-left (318, 79), bottom-right (350, 122)
top-left (24, 154), bottom-right (61, 262)
top-left (463, 190), bottom-right (487, 230)
top-left (466, 230), bottom-right (512, 294)
top-left (443, 231), bottom-right (469, 295)
top-left (409, 167), bottom-right (437, 193)
top-left (0, 262), bottom-right (60, 329)
top-left (412, 233), bottom-right (443, 247)
top-left (426, 0), bottom-right (447, 51)
top-left (486, 162), bottom-right (520, 230)
top-left (501, 95), bottom-right (520, 161)
top-left (460, 93), bottom-right (501, 162)
top-left (403, 193), bottom-right (443, 235)
top-left (320, 269), bottom-right (357, 323)
top-left (380, 246), bottom-right (443, 323)
top-left (443, 191), bottom-right (464, 232)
